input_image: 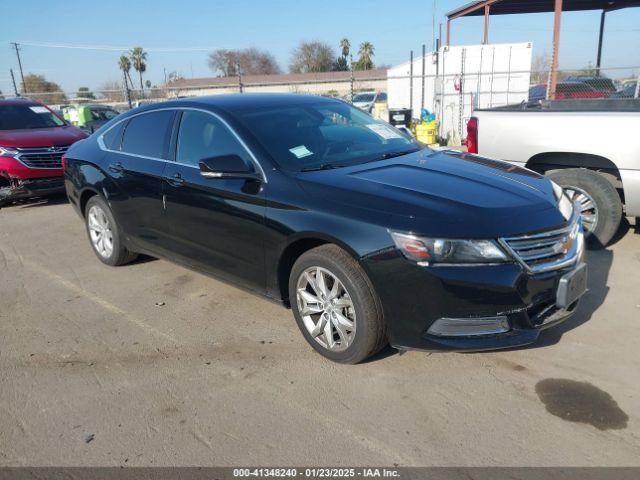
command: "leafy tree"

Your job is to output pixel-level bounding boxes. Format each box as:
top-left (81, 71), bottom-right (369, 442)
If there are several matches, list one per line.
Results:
top-left (354, 42), bottom-right (375, 71)
top-left (166, 71), bottom-right (184, 83)
top-left (289, 41), bottom-right (335, 74)
top-left (333, 38), bottom-right (350, 71)
top-left (208, 48), bottom-right (281, 77)
top-left (76, 87), bottom-right (95, 99)
top-left (578, 62), bottom-right (598, 77)
top-left (145, 79), bottom-right (152, 89)
top-left (333, 56), bottom-right (349, 71)
top-left (340, 38), bottom-right (350, 59)
top-left (99, 80), bottom-right (125, 102)
top-left (22, 74), bottom-right (67, 104)
top-left (118, 55), bottom-right (134, 90)
top-left (129, 47), bottom-right (148, 93)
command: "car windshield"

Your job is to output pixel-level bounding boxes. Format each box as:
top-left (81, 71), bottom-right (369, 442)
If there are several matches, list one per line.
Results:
top-left (235, 101), bottom-right (419, 172)
top-left (0, 104), bottom-right (65, 130)
top-left (352, 93), bottom-right (375, 103)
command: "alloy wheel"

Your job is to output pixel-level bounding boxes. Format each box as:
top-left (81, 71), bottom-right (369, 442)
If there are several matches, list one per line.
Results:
top-left (564, 186), bottom-right (598, 233)
top-left (296, 266), bottom-right (356, 352)
top-left (87, 205), bottom-right (114, 258)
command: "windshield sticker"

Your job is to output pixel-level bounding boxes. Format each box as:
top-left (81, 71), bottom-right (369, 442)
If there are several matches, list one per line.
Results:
top-left (29, 106), bottom-right (50, 114)
top-left (365, 124), bottom-right (403, 140)
top-left (289, 145), bottom-right (313, 158)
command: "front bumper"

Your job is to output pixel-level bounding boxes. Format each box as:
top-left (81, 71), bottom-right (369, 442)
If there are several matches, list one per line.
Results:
top-left (362, 252), bottom-right (585, 352)
top-left (0, 176), bottom-right (65, 203)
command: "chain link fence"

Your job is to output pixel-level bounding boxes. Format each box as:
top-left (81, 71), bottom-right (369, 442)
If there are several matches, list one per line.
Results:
top-left (4, 64), bottom-right (638, 143)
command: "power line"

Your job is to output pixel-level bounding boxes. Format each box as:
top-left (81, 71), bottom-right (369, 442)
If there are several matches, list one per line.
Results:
top-left (11, 41), bottom-right (222, 52)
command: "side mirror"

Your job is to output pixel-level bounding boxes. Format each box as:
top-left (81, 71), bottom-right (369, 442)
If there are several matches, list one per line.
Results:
top-left (199, 154), bottom-right (261, 181)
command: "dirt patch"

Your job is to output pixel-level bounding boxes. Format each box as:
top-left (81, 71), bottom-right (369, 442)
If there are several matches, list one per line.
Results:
top-left (535, 378), bottom-right (628, 430)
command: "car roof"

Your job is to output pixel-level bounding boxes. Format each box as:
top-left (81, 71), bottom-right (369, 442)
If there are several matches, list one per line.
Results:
top-left (184, 93), bottom-right (339, 109)
top-left (0, 98), bottom-right (41, 107)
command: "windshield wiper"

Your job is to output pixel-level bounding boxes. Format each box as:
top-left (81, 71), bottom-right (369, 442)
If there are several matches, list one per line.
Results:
top-left (300, 162), bottom-right (348, 172)
top-left (376, 149), bottom-right (420, 161)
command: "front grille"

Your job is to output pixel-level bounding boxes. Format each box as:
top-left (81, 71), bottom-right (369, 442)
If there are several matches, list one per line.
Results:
top-left (16, 145), bottom-right (69, 169)
top-left (501, 214), bottom-right (583, 274)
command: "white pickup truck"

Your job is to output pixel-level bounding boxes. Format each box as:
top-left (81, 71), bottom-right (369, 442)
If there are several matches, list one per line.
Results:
top-left (468, 100), bottom-right (640, 247)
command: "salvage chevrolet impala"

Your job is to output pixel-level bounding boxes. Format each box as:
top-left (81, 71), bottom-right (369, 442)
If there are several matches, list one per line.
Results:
top-left (64, 94), bottom-right (587, 363)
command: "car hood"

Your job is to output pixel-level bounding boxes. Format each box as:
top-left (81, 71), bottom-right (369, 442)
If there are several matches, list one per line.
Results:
top-left (296, 149), bottom-right (568, 238)
top-left (0, 125), bottom-right (87, 148)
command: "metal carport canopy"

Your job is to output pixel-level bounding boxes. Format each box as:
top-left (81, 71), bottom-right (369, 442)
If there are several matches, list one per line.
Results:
top-left (446, 0), bottom-right (640, 17)
top-left (445, 0), bottom-right (640, 99)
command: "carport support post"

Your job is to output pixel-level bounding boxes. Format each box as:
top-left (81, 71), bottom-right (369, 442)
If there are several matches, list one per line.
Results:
top-left (483, 5), bottom-right (490, 44)
top-left (596, 10), bottom-right (606, 74)
top-left (548, 0), bottom-right (563, 100)
top-left (446, 19), bottom-right (451, 47)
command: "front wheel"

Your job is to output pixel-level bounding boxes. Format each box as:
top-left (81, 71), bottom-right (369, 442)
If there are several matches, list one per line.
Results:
top-left (85, 195), bottom-right (137, 266)
top-left (546, 169), bottom-right (622, 249)
top-left (289, 244), bottom-right (387, 364)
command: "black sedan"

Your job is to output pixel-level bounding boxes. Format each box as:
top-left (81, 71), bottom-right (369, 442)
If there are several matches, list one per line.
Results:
top-left (63, 94), bottom-right (587, 364)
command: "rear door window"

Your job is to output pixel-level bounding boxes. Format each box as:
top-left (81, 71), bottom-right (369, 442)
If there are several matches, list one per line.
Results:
top-left (102, 121), bottom-right (126, 150)
top-left (121, 110), bottom-right (175, 159)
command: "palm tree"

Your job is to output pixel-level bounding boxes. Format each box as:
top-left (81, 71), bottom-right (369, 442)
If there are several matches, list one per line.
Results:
top-left (118, 55), bottom-right (134, 90)
top-left (129, 47), bottom-right (148, 94)
top-left (340, 38), bottom-right (350, 59)
top-left (357, 42), bottom-right (375, 70)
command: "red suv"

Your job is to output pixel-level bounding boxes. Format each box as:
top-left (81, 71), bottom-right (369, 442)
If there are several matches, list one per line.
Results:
top-left (0, 99), bottom-right (87, 206)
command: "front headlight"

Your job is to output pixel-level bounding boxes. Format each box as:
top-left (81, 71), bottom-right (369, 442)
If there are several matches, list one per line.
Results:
top-left (550, 180), bottom-right (573, 221)
top-left (550, 180), bottom-right (564, 200)
top-left (0, 146), bottom-right (19, 157)
top-left (389, 231), bottom-right (509, 265)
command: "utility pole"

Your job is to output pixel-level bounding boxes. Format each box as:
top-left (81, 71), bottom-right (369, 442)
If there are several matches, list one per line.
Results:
top-left (11, 42), bottom-right (26, 94)
top-left (409, 50), bottom-right (414, 115)
top-left (432, 0), bottom-right (437, 51)
top-left (421, 44), bottom-right (426, 111)
top-left (122, 68), bottom-right (132, 109)
top-left (350, 55), bottom-right (354, 102)
top-left (237, 61), bottom-right (243, 93)
top-left (10, 69), bottom-right (19, 97)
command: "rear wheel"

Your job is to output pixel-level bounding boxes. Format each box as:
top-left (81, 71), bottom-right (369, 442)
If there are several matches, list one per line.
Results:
top-left (546, 169), bottom-right (622, 248)
top-left (85, 196), bottom-right (137, 266)
top-left (289, 244), bottom-right (387, 364)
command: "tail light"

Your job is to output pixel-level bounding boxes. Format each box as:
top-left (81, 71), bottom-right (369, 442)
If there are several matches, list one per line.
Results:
top-left (61, 154), bottom-right (67, 170)
top-left (466, 117), bottom-right (478, 154)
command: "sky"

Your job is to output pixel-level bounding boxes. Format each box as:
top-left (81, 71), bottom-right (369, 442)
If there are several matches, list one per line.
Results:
top-left (1, 0), bottom-right (639, 96)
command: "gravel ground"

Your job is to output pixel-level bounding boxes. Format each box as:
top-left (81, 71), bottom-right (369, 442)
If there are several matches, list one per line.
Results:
top-left (1, 197), bottom-right (639, 467)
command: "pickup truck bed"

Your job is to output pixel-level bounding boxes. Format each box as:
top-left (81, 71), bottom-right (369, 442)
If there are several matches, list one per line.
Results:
top-left (470, 99), bottom-right (640, 246)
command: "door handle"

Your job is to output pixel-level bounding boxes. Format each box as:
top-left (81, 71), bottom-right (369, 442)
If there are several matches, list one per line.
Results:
top-left (108, 162), bottom-right (124, 173)
top-left (165, 172), bottom-right (184, 187)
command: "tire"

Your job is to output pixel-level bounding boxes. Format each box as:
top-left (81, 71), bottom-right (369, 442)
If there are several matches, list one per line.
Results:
top-left (546, 169), bottom-right (622, 249)
top-left (289, 244), bottom-right (387, 364)
top-left (84, 195), bottom-right (137, 266)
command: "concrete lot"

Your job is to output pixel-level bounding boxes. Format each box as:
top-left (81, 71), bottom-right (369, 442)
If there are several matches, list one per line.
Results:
top-left (1, 197), bottom-right (639, 467)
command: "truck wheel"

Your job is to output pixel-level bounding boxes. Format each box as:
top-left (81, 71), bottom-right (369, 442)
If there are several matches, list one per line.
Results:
top-left (546, 169), bottom-right (622, 248)
top-left (289, 244), bottom-right (387, 364)
top-left (84, 196), bottom-right (137, 266)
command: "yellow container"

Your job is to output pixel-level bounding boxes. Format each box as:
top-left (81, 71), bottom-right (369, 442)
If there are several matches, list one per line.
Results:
top-left (415, 121), bottom-right (438, 145)
top-left (372, 101), bottom-right (388, 121)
